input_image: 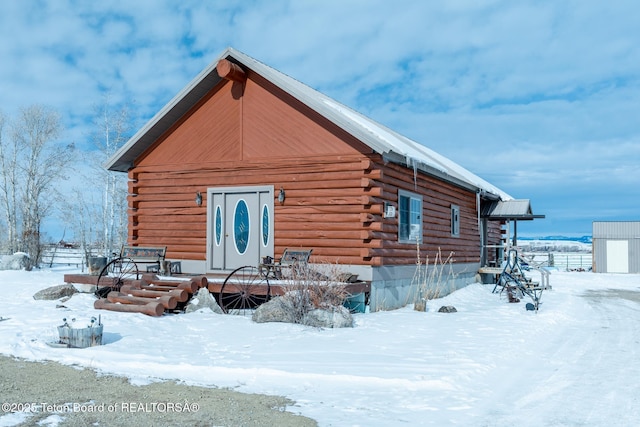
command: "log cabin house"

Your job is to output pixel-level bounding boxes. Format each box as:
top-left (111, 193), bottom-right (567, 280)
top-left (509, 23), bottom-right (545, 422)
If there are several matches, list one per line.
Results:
top-left (106, 47), bottom-right (541, 311)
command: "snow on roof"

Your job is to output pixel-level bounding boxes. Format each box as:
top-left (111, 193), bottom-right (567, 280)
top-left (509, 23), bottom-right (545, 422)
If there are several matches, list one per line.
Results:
top-left (106, 47), bottom-right (511, 200)
top-left (319, 97), bottom-right (511, 200)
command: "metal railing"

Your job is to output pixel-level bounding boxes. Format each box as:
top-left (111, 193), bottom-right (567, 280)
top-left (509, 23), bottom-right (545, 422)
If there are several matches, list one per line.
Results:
top-left (521, 252), bottom-right (592, 271)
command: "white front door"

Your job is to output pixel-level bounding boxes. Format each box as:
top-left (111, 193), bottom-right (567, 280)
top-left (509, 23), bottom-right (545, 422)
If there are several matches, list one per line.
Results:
top-left (207, 186), bottom-right (274, 271)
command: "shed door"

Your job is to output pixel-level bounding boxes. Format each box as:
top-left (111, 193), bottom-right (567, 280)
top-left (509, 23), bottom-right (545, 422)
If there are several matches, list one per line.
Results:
top-left (208, 186), bottom-right (274, 271)
top-left (606, 240), bottom-right (629, 273)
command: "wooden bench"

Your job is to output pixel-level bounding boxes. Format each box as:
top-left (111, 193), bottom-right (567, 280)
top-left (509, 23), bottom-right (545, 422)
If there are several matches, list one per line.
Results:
top-left (259, 248), bottom-right (313, 279)
top-left (120, 246), bottom-right (172, 274)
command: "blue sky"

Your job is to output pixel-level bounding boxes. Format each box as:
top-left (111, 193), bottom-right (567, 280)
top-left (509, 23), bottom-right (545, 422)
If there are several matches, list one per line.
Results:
top-left (1, 0), bottom-right (638, 237)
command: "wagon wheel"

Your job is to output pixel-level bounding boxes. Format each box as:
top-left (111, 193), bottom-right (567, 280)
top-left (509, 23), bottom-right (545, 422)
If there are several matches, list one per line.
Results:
top-left (219, 266), bottom-right (270, 315)
top-left (95, 257), bottom-right (139, 298)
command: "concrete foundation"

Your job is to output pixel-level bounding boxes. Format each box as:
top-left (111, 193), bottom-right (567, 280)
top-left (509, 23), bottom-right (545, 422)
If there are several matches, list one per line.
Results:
top-left (369, 262), bottom-right (479, 311)
top-left (181, 259), bottom-right (480, 312)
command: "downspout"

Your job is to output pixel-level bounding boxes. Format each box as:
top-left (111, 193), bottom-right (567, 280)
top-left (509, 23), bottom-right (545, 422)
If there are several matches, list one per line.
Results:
top-left (476, 190), bottom-right (480, 231)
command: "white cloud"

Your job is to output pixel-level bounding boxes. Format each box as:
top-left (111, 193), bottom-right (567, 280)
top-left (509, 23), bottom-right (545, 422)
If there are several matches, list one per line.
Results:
top-left (1, 0), bottom-right (638, 237)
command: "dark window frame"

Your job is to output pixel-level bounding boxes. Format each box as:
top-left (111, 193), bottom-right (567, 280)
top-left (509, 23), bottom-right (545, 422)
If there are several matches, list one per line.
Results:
top-left (398, 190), bottom-right (423, 243)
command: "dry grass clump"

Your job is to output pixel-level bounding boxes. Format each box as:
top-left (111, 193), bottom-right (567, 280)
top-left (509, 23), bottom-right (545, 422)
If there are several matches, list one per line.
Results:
top-left (412, 246), bottom-right (456, 312)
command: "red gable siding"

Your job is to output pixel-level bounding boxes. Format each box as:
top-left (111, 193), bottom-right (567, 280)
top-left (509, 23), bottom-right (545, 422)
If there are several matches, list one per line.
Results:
top-left (137, 82), bottom-right (241, 167)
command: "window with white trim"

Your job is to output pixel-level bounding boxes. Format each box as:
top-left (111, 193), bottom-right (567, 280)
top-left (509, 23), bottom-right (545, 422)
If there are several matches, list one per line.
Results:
top-left (451, 204), bottom-right (460, 237)
top-left (398, 190), bottom-right (423, 243)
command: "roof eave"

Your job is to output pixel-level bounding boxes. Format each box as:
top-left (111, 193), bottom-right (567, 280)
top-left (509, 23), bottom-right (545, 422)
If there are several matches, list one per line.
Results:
top-left (481, 199), bottom-right (545, 220)
top-left (483, 214), bottom-right (546, 221)
top-left (382, 152), bottom-right (492, 196)
top-left (104, 48), bottom-right (236, 172)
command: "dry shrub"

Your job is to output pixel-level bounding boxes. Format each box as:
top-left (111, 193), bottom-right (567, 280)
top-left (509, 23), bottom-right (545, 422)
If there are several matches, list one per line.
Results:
top-left (279, 263), bottom-right (350, 323)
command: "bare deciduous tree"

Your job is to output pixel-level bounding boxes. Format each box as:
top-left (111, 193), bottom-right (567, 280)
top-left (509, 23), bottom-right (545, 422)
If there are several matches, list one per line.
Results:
top-left (58, 187), bottom-right (100, 270)
top-left (57, 94), bottom-right (132, 265)
top-left (0, 111), bottom-right (20, 253)
top-left (0, 105), bottom-right (74, 267)
top-left (92, 95), bottom-right (131, 257)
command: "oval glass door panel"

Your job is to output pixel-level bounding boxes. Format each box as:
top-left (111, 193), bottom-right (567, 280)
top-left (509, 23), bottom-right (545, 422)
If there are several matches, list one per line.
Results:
top-left (233, 199), bottom-right (250, 254)
top-left (262, 204), bottom-right (269, 247)
top-left (215, 205), bottom-right (222, 246)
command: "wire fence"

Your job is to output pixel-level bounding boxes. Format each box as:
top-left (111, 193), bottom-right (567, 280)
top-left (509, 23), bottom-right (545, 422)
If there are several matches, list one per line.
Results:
top-left (522, 252), bottom-right (593, 272)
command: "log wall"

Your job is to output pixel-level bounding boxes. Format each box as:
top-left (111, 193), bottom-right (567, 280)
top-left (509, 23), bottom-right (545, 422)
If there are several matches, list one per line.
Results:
top-left (365, 158), bottom-right (485, 265)
top-left (128, 155), bottom-right (379, 264)
top-left (128, 153), bottom-right (495, 267)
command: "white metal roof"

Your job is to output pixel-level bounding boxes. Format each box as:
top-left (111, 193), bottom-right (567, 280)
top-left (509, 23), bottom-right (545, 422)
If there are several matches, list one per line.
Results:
top-left (106, 47), bottom-right (511, 200)
top-left (481, 199), bottom-right (545, 220)
top-left (593, 221), bottom-right (640, 238)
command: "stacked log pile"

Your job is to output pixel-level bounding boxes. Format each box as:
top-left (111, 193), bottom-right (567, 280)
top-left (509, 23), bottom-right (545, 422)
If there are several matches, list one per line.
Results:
top-left (93, 275), bottom-right (209, 316)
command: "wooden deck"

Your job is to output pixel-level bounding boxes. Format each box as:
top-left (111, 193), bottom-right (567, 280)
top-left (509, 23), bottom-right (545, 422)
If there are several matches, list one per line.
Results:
top-left (478, 267), bottom-right (503, 284)
top-left (205, 277), bottom-right (370, 296)
top-left (478, 267), bottom-right (503, 275)
top-left (64, 273), bottom-right (371, 298)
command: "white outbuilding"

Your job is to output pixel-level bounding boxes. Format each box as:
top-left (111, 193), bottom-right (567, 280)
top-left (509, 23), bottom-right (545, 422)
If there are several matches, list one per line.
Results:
top-left (592, 221), bottom-right (640, 273)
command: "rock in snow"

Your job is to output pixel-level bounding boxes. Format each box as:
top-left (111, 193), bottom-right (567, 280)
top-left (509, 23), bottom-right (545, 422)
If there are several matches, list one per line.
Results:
top-left (252, 297), bottom-right (299, 324)
top-left (33, 284), bottom-right (78, 301)
top-left (0, 253), bottom-right (30, 271)
top-left (185, 288), bottom-right (224, 314)
top-left (302, 306), bottom-right (354, 328)
top-left (253, 296), bottom-right (353, 328)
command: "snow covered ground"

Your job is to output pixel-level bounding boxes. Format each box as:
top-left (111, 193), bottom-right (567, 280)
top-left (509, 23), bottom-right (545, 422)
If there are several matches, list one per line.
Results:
top-left (1, 267), bottom-right (639, 426)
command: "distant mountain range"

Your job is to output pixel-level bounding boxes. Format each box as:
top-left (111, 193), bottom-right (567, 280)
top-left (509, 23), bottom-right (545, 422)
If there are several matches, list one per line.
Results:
top-left (519, 235), bottom-right (592, 244)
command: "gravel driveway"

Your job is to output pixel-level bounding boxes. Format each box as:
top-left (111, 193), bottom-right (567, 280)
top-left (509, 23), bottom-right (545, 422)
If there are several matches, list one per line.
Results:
top-left (0, 355), bottom-right (316, 426)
